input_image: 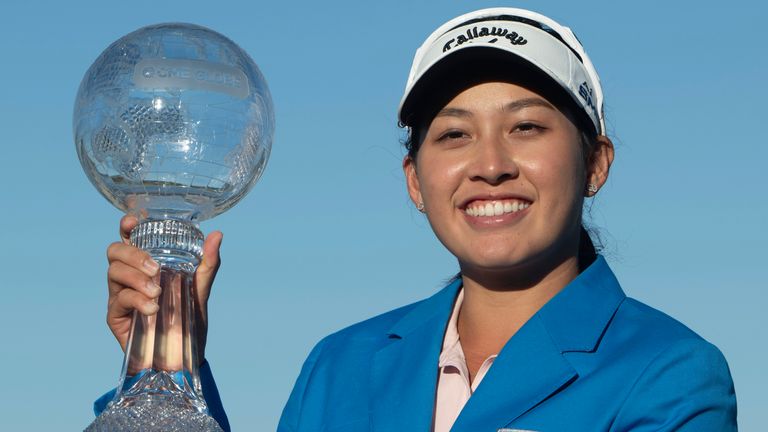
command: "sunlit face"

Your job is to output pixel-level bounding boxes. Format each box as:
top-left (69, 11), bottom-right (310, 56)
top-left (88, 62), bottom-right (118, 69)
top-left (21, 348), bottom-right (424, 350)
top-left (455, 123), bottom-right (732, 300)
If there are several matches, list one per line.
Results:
top-left (404, 82), bottom-right (593, 278)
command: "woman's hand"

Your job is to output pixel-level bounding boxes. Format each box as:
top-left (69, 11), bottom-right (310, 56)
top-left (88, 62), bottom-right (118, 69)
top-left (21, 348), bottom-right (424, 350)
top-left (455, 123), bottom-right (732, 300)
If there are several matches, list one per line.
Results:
top-left (106, 215), bottom-right (222, 360)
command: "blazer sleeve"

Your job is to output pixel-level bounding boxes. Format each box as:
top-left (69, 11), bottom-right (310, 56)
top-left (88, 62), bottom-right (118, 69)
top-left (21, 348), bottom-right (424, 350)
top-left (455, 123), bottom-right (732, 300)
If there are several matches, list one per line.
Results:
top-left (277, 338), bottom-right (328, 432)
top-left (611, 338), bottom-right (737, 431)
top-left (199, 360), bottom-right (230, 431)
top-left (92, 360), bottom-right (230, 432)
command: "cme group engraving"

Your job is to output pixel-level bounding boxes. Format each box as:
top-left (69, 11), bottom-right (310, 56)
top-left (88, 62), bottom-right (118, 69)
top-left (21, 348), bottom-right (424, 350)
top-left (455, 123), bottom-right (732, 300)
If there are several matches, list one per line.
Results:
top-left (134, 59), bottom-right (249, 99)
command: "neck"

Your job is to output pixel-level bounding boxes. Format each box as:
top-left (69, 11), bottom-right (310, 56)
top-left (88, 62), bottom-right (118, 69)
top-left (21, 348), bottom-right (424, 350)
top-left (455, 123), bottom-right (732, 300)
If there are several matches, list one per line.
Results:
top-left (457, 253), bottom-right (581, 361)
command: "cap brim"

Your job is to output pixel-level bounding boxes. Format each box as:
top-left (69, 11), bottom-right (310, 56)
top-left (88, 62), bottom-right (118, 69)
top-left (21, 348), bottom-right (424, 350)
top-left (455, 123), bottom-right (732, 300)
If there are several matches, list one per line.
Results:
top-left (399, 46), bottom-right (594, 135)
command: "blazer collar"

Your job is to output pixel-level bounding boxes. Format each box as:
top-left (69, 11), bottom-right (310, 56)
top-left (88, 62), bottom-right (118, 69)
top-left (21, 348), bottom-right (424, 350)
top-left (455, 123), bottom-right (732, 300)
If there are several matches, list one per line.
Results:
top-left (370, 276), bottom-right (462, 431)
top-left (453, 256), bottom-right (626, 431)
top-left (370, 257), bottom-right (626, 431)
top-left (387, 275), bottom-right (463, 339)
top-left (537, 255), bottom-right (626, 353)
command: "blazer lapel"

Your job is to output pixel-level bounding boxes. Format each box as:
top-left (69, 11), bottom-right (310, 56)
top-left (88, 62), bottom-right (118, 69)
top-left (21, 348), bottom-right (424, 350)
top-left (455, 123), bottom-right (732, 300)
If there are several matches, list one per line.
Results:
top-left (370, 278), bottom-right (462, 432)
top-left (452, 256), bottom-right (625, 431)
top-left (451, 315), bottom-right (577, 432)
top-left (370, 257), bottom-right (624, 431)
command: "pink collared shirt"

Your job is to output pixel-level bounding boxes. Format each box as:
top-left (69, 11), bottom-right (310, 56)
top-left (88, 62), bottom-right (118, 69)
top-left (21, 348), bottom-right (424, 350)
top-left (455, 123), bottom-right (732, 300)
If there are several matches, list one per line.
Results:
top-left (433, 289), bottom-right (498, 432)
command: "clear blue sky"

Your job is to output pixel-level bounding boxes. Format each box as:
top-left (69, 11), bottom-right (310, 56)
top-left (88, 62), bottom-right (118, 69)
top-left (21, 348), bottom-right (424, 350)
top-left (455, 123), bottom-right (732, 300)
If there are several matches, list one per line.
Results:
top-left (0, 0), bottom-right (765, 429)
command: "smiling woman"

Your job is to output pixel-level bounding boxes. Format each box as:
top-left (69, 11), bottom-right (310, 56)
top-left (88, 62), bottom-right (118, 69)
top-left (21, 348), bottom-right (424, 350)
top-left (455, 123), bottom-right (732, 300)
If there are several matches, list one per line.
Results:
top-left (96, 7), bottom-right (737, 432)
top-left (276, 8), bottom-right (737, 432)
top-left (405, 84), bottom-right (604, 282)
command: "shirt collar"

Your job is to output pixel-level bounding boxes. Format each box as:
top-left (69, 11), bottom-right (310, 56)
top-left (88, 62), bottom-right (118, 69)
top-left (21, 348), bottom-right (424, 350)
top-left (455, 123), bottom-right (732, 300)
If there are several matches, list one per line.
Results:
top-left (438, 289), bottom-right (465, 368)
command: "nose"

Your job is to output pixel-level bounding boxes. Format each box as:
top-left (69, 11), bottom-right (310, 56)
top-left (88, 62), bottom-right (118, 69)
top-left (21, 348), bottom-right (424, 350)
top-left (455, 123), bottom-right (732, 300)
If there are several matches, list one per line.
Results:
top-left (468, 134), bottom-right (519, 184)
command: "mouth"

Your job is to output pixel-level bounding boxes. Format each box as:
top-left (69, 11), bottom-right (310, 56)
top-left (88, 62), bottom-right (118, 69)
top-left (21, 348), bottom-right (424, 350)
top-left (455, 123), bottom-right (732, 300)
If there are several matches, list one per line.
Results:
top-left (463, 198), bottom-right (531, 217)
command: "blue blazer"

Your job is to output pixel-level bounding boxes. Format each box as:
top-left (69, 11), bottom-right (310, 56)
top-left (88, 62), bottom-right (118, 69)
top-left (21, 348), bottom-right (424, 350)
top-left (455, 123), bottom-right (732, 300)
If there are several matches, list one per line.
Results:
top-left (277, 257), bottom-right (737, 431)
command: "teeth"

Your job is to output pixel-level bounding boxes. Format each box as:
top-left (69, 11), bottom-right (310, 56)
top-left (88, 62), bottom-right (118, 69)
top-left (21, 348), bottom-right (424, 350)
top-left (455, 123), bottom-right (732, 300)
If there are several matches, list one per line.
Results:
top-left (465, 200), bottom-right (529, 217)
top-left (493, 202), bottom-right (503, 216)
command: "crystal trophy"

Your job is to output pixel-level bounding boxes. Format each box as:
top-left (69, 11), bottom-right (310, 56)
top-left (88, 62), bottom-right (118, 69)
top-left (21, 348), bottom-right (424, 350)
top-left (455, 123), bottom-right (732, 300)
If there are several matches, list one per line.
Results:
top-left (74, 23), bottom-right (273, 431)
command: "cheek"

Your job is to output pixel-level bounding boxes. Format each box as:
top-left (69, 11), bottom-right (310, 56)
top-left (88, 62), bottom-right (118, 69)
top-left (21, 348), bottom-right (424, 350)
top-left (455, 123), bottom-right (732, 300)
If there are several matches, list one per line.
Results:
top-left (417, 154), bottom-right (466, 203)
top-left (521, 145), bottom-right (585, 209)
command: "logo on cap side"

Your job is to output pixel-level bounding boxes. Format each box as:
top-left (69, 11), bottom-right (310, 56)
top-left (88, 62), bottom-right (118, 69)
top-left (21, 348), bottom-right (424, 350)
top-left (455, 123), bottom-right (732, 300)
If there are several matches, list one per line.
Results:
top-left (578, 81), bottom-right (598, 121)
top-left (442, 26), bottom-right (527, 52)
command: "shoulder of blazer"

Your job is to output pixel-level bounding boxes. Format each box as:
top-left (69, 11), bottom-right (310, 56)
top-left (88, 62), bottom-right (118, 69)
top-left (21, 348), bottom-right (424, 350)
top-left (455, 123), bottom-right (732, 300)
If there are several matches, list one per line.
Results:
top-left (319, 276), bottom-right (463, 354)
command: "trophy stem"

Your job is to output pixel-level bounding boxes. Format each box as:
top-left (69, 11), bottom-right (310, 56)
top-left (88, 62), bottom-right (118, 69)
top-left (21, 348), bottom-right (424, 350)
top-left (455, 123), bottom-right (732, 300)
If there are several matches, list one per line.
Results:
top-left (87, 220), bottom-right (223, 432)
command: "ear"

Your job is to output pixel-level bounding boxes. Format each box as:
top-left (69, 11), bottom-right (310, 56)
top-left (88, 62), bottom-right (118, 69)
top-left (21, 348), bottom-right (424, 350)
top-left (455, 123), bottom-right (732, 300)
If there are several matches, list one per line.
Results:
top-left (586, 135), bottom-right (615, 197)
top-left (403, 155), bottom-right (423, 207)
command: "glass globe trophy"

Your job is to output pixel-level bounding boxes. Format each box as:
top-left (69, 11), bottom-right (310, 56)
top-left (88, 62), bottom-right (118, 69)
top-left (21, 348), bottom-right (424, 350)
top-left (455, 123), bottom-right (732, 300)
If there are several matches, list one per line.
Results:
top-left (74, 23), bottom-right (273, 431)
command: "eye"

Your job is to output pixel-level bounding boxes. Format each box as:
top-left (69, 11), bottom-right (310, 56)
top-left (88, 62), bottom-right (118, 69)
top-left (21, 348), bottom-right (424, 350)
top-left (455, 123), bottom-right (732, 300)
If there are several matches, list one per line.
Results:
top-left (436, 129), bottom-right (470, 142)
top-left (513, 122), bottom-right (546, 135)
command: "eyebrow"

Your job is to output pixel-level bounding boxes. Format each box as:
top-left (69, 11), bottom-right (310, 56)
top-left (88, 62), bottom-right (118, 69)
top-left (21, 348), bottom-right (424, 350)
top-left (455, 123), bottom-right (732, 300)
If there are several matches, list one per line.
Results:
top-left (503, 97), bottom-right (556, 112)
top-left (434, 97), bottom-right (556, 118)
top-left (435, 107), bottom-right (473, 118)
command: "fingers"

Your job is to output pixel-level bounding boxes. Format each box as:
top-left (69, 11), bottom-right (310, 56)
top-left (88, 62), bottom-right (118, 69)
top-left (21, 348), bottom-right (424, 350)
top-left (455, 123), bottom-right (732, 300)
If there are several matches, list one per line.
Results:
top-left (107, 241), bottom-right (159, 276)
top-left (108, 260), bottom-right (161, 298)
top-left (107, 276), bottom-right (160, 350)
top-left (108, 216), bottom-right (222, 358)
top-left (110, 287), bottom-right (160, 318)
top-left (106, 229), bottom-right (161, 329)
top-left (106, 242), bottom-right (161, 321)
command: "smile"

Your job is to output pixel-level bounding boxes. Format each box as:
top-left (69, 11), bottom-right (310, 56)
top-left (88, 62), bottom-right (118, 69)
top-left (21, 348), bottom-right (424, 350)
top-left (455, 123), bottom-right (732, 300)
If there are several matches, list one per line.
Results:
top-left (464, 199), bottom-right (530, 217)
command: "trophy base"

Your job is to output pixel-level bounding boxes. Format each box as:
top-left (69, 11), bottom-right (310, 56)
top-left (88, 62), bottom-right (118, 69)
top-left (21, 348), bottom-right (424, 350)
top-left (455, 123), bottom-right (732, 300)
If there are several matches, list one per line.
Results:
top-left (85, 396), bottom-right (224, 432)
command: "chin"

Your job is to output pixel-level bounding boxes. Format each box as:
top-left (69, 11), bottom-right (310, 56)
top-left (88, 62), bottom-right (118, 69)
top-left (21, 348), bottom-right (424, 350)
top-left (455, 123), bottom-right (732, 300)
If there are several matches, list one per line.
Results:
top-left (457, 241), bottom-right (570, 279)
top-left (460, 250), bottom-right (531, 274)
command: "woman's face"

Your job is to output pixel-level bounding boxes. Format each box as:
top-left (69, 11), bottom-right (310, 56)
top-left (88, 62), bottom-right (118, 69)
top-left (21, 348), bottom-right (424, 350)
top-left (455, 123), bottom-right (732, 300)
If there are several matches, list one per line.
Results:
top-left (404, 82), bottom-right (602, 278)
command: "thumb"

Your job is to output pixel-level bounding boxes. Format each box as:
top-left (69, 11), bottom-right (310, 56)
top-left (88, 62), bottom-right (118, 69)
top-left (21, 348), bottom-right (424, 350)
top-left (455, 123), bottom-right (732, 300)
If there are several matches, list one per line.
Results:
top-left (119, 214), bottom-right (139, 244)
top-left (196, 230), bottom-right (223, 303)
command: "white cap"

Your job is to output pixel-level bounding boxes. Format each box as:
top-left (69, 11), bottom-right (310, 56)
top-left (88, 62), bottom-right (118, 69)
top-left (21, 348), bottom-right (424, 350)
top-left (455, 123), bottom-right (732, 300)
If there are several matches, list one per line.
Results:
top-left (398, 8), bottom-right (605, 135)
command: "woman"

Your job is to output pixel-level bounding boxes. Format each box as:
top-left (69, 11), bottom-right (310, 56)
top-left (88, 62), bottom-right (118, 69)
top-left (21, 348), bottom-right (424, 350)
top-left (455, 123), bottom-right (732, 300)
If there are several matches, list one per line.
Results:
top-left (100, 8), bottom-right (737, 431)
